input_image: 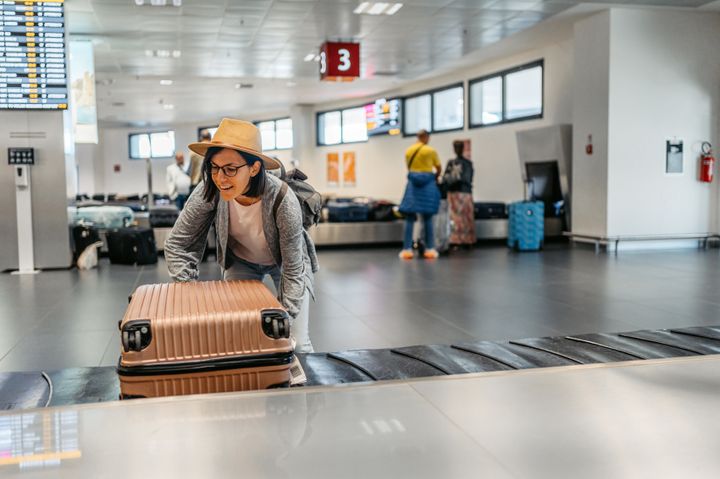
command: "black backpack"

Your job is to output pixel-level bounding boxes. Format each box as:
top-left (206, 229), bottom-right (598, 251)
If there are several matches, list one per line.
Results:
top-left (272, 164), bottom-right (322, 229)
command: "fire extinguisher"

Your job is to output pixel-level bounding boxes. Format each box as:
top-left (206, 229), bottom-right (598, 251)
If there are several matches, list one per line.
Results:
top-left (700, 142), bottom-right (714, 183)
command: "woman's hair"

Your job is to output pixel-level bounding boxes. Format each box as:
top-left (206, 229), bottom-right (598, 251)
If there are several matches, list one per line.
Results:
top-left (453, 140), bottom-right (465, 158)
top-left (202, 147), bottom-right (266, 203)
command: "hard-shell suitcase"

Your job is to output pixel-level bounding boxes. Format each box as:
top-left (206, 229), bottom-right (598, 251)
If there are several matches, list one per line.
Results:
top-left (106, 227), bottom-right (158, 265)
top-left (474, 202), bottom-right (507, 219)
top-left (507, 201), bottom-right (544, 251)
top-left (149, 205), bottom-right (180, 228)
top-left (117, 280), bottom-right (295, 399)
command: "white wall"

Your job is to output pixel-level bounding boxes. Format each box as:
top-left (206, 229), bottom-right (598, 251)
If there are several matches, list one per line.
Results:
top-left (571, 11), bottom-right (611, 237)
top-left (93, 123), bottom-right (293, 196)
top-left (607, 9), bottom-right (720, 236)
top-left (301, 37), bottom-right (575, 203)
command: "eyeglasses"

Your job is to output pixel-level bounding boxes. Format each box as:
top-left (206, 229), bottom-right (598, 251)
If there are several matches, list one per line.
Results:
top-left (210, 163), bottom-right (248, 177)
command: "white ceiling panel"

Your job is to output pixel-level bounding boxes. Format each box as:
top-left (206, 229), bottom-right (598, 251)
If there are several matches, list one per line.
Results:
top-left (62, 0), bottom-right (717, 124)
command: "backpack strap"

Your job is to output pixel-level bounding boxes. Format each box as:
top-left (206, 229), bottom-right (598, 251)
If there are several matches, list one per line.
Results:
top-left (407, 145), bottom-right (424, 170)
top-left (272, 181), bottom-right (288, 220)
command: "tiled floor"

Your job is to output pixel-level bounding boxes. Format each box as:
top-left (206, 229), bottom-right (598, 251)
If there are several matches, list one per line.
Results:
top-left (1, 243), bottom-right (719, 373)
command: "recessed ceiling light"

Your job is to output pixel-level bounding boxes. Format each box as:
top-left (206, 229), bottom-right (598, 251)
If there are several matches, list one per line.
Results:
top-left (368, 2), bottom-right (388, 14)
top-left (353, 2), bottom-right (369, 14)
top-left (303, 53), bottom-right (315, 62)
top-left (353, 2), bottom-right (402, 15)
top-left (160, 79), bottom-right (173, 86)
top-left (172, 50), bottom-right (181, 58)
top-left (163, 104), bottom-right (174, 110)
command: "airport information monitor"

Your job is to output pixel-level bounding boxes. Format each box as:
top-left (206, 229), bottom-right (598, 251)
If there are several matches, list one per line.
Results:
top-left (0, 0), bottom-right (68, 110)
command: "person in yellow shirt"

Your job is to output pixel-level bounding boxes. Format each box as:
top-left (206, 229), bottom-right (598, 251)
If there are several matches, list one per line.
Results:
top-left (398, 129), bottom-right (442, 260)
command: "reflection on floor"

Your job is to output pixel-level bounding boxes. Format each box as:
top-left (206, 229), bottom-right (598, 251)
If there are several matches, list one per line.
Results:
top-left (1, 243), bottom-right (719, 373)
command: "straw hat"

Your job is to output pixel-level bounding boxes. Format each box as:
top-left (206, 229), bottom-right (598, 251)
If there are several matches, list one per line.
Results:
top-left (188, 118), bottom-right (281, 170)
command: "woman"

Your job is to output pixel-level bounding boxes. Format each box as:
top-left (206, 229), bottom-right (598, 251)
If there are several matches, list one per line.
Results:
top-left (443, 140), bottom-right (476, 246)
top-left (164, 118), bottom-right (319, 353)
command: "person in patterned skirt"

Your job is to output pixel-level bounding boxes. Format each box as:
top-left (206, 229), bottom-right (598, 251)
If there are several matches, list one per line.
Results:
top-left (443, 140), bottom-right (476, 246)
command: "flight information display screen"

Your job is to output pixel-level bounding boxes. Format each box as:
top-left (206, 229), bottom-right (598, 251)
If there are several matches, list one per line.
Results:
top-left (0, 0), bottom-right (68, 110)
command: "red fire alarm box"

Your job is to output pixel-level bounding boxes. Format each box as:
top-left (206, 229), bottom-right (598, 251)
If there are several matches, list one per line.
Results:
top-left (113, 164), bottom-right (121, 173)
top-left (320, 42), bottom-right (360, 82)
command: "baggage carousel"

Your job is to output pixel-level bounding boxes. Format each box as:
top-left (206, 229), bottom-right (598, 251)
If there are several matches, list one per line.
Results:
top-left (1, 325), bottom-right (718, 410)
top-left (1, 347), bottom-right (718, 477)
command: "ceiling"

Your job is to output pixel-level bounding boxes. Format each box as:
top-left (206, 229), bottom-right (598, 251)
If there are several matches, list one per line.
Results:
top-left (64, 0), bottom-right (717, 126)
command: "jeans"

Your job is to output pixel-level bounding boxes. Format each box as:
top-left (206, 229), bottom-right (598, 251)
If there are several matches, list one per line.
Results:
top-left (224, 254), bottom-right (313, 353)
top-left (403, 213), bottom-right (435, 250)
top-left (175, 193), bottom-right (189, 210)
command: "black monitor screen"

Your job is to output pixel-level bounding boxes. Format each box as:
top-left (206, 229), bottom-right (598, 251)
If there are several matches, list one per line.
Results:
top-left (525, 161), bottom-right (562, 216)
top-left (365, 98), bottom-right (401, 136)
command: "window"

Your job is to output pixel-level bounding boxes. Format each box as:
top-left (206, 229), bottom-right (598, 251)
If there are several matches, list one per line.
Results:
top-left (197, 126), bottom-right (218, 140)
top-left (129, 131), bottom-right (175, 159)
top-left (469, 59), bottom-right (543, 128)
top-left (402, 83), bottom-right (464, 136)
top-left (403, 94), bottom-right (431, 135)
top-left (342, 107), bottom-right (368, 143)
top-left (433, 85), bottom-right (464, 131)
top-left (252, 118), bottom-right (292, 150)
top-left (317, 107), bottom-right (369, 146)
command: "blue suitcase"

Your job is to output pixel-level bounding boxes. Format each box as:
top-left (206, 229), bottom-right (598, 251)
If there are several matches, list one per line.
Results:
top-left (507, 201), bottom-right (544, 251)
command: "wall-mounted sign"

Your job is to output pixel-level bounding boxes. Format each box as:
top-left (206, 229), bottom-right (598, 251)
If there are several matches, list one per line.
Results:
top-left (327, 152), bottom-right (339, 186)
top-left (343, 151), bottom-right (356, 187)
top-left (0, 0), bottom-right (68, 110)
top-left (320, 42), bottom-right (360, 82)
top-left (8, 148), bottom-right (35, 165)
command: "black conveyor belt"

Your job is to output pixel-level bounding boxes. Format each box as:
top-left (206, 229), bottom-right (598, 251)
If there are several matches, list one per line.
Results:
top-left (566, 332), bottom-right (697, 359)
top-left (670, 326), bottom-right (720, 341)
top-left (512, 337), bottom-right (642, 364)
top-left (619, 329), bottom-right (720, 355)
top-left (297, 353), bottom-right (374, 386)
top-left (327, 349), bottom-right (447, 380)
top-left (0, 372), bottom-right (50, 410)
top-left (452, 341), bottom-right (577, 369)
top-left (391, 344), bottom-right (512, 374)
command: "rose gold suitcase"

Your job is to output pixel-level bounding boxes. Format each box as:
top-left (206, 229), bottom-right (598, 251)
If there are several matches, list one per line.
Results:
top-left (117, 280), bottom-right (293, 399)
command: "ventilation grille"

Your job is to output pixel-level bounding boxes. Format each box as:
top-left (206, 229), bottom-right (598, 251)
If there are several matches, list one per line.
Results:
top-left (10, 132), bottom-right (47, 139)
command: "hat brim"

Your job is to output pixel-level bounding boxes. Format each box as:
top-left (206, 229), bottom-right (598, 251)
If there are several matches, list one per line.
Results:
top-left (188, 141), bottom-right (282, 170)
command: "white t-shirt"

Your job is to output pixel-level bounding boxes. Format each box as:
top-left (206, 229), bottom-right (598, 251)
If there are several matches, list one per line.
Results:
top-left (166, 163), bottom-right (191, 199)
top-left (228, 199), bottom-right (275, 266)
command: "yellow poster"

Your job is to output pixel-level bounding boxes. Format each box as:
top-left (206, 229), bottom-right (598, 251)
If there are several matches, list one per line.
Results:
top-left (343, 151), bottom-right (356, 187)
top-left (327, 153), bottom-right (339, 186)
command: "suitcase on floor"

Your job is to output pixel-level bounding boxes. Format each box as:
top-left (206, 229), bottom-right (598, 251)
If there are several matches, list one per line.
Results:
top-left (117, 280), bottom-right (295, 399)
top-left (106, 227), bottom-right (158, 265)
top-left (507, 201), bottom-right (544, 251)
top-left (474, 202), bottom-right (507, 219)
top-left (326, 201), bottom-right (370, 222)
top-left (70, 225), bottom-right (101, 262)
top-left (149, 205), bottom-right (180, 228)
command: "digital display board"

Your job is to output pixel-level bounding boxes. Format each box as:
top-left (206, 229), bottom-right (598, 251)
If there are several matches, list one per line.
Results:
top-left (365, 98), bottom-right (401, 136)
top-left (0, 0), bottom-right (68, 110)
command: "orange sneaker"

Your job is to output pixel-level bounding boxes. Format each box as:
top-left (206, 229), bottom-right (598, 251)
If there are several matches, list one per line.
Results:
top-left (423, 249), bottom-right (439, 260)
top-left (398, 249), bottom-right (414, 260)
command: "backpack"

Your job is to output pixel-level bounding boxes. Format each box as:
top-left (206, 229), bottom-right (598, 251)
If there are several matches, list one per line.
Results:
top-left (272, 165), bottom-right (322, 229)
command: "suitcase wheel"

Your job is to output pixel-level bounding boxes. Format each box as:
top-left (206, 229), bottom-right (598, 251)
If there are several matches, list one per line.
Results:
top-left (262, 310), bottom-right (291, 340)
top-left (122, 321), bottom-right (152, 352)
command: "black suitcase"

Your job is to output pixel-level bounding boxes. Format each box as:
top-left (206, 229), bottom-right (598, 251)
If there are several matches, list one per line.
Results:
top-left (368, 201), bottom-right (397, 222)
top-left (474, 202), bottom-right (507, 219)
top-left (107, 227), bottom-right (158, 265)
top-left (149, 206), bottom-right (180, 228)
top-left (71, 225), bottom-right (101, 262)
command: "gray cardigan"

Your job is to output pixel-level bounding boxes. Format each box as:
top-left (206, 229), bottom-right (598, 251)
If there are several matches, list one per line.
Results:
top-left (164, 173), bottom-right (319, 319)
